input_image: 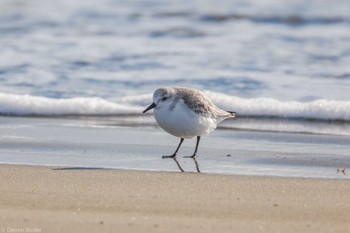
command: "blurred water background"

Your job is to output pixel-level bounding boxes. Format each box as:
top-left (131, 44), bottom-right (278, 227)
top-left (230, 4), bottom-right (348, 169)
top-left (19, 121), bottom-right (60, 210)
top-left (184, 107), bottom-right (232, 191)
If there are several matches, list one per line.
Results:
top-left (0, 0), bottom-right (350, 126)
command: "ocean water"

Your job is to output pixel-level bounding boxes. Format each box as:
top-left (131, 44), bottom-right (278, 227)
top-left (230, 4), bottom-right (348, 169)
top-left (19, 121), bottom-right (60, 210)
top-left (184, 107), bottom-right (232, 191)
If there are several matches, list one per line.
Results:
top-left (1, 0), bottom-right (350, 177)
top-left (1, 0), bottom-right (350, 131)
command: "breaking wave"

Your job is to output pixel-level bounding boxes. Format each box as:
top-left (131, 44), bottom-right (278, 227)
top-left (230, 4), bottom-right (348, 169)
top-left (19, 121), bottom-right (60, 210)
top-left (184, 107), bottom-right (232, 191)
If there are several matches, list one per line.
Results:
top-left (0, 92), bottom-right (349, 121)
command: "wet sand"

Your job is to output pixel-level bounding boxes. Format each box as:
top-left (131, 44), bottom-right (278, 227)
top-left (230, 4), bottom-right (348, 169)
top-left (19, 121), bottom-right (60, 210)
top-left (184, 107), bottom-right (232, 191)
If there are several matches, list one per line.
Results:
top-left (1, 116), bottom-right (350, 179)
top-left (0, 164), bottom-right (349, 233)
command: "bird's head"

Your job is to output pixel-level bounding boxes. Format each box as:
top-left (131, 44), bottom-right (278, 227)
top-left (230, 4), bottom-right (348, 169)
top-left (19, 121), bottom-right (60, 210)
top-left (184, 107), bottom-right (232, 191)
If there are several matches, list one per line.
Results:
top-left (143, 87), bottom-right (175, 113)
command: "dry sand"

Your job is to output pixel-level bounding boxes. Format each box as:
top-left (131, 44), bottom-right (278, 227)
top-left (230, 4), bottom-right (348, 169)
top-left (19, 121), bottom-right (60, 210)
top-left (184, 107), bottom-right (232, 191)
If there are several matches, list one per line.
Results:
top-left (0, 165), bottom-right (349, 233)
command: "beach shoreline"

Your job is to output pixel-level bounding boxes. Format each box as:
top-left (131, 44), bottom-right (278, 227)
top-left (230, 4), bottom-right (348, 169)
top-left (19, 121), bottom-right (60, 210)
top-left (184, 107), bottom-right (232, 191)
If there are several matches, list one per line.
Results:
top-left (0, 116), bottom-right (349, 232)
top-left (0, 164), bottom-right (349, 233)
top-left (0, 116), bottom-right (349, 179)
top-left (1, 0), bottom-right (350, 231)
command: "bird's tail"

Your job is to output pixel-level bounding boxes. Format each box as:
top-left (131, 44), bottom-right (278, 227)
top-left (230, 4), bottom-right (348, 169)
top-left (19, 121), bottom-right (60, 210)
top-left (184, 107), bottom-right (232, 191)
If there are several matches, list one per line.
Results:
top-left (227, 111), bottom-right (236, 117)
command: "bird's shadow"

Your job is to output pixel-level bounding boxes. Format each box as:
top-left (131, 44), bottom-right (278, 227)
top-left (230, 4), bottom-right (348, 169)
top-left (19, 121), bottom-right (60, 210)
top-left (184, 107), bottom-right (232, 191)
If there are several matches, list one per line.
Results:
top-left (164, 157), bottom-right (201, 173)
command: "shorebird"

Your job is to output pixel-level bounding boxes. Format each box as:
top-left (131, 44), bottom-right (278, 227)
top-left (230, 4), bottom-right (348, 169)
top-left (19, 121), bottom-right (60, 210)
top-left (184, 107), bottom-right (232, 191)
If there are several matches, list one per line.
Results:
top-left (143, 87), bottom-right (235, 158)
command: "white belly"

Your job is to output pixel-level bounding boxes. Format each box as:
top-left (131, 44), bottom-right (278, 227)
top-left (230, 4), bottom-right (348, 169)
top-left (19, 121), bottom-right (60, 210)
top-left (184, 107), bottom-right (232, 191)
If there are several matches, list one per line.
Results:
top-left (154, 101), bottom-right (217, 139)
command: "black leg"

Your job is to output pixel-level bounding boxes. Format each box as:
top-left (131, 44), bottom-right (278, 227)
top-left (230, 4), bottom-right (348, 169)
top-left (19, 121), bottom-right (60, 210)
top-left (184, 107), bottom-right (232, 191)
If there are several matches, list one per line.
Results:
top-left (162, 138), bottom-right (184, 159)
top-left (184, 136), bottom-right (201, 158)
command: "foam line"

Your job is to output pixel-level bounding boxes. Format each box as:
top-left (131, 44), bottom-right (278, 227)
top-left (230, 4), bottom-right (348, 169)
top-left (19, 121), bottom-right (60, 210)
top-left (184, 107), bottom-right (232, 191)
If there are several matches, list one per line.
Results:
top-left (0, 93), bottom-right (142, 116)
top-left (1, 92), bottom-right (349, 121)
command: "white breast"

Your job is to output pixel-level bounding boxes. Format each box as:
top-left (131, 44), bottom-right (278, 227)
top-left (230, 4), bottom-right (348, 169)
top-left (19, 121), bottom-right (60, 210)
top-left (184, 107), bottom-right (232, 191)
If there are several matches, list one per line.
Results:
top-left (154, 100), bottom-right (217, 139)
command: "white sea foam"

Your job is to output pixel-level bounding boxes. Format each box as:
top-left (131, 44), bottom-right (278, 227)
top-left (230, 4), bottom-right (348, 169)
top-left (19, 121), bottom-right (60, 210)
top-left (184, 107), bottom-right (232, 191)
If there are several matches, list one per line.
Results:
top-left (205, 91), bottom-right (350, 121)
top-left (0, 91), bottom-right (349, 121)
top-left (0, 92), bottom-right (141, 116)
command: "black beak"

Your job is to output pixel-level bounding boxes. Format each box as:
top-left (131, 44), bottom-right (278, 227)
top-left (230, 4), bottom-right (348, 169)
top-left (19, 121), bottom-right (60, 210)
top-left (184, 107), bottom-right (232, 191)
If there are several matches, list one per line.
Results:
top-left (143, 103), bottom-right (156, 113)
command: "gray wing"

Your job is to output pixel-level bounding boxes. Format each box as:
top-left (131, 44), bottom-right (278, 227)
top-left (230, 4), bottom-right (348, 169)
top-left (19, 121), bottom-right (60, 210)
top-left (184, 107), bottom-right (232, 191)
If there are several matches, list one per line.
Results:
top-left (175, 87), bottom-right (234, 118)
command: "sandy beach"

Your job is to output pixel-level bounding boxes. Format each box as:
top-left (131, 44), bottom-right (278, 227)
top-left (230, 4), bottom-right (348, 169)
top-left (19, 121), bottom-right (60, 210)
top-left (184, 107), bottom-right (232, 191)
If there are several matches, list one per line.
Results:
top-left (0, 164), bottom-right (349, 233)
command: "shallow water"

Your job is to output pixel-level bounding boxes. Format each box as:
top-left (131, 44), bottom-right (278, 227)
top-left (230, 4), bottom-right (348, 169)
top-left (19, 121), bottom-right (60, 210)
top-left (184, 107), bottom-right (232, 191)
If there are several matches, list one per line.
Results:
top-left (0, 116), bottom-right (349, 179)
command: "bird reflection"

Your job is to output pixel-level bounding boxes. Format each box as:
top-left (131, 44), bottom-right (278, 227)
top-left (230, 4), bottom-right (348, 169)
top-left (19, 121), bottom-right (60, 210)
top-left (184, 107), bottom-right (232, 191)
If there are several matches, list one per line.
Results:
top-left (169, 157), bottom-right (201, 173)
top-left (172, 157), bottom-right (184, 172)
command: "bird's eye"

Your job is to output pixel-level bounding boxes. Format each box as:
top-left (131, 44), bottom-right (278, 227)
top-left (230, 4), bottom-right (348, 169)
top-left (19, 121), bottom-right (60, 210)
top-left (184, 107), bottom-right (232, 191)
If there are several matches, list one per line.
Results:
top-left (161, 97), bottom-right (168, 101)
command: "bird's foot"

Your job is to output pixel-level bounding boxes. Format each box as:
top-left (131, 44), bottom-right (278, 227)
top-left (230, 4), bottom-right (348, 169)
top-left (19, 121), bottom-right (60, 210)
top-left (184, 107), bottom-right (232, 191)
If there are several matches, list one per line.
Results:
top-left (184, 154), bottom-right (196, 158)
top-left (162, 154), bottom-right (177, 159)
